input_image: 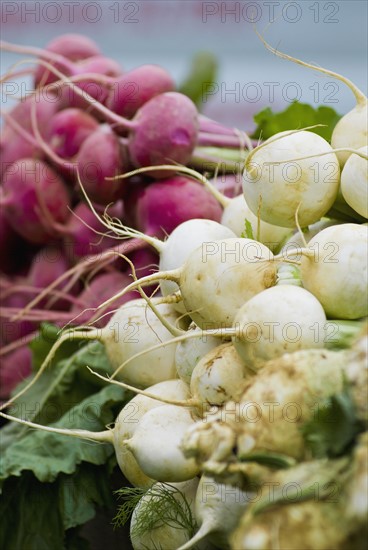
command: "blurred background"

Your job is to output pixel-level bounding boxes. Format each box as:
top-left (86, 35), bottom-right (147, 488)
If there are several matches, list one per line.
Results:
top-left (1, 0), bottom-right (367, 130)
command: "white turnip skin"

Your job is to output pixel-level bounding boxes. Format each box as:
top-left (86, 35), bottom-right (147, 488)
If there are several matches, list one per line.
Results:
top-left (179, 238), bottom-right (276, 329)
top-left (221, 194), bottom-right (292, 252)
top-left (97, 237), bottom-right (276, 330)
top-left (232, 285), bottom-right (327, 370)
top-left (125, 404), bottom-right (200, 482)
top-left (0, 383), bottom-right (196, 484)
top-left (175, 322), bottom-right (221, 384)
top-left (113, 379), bottom-right (191, 488)
top-left (180, 349), bottom-right (346, 466)
top-left (98, 218), bottom-right (236, 315)
top-left (296, 223), bottom-right (368, 319)
top-left (257, 33), bottom-right (368, 167)
top-left (130, 479), bottom-right (199, 550)
top-left (242, 130), bottom-right (340, 228)
top-left (331, 103), bottom-right (368, 166)
top-left (341, 146), bottom-right (368, 219)
top-left (104, 300), bottom-right (181, 387)
top-left (1, 298), bottom-right (181, 412)
top-left (177, 475), bottom-right (252, 550)
top-left (158, 220), bottom-right (235, 313)
top-left (280, 218), bottom-right (342, 253)
top-left (190, 343), bottom-right (252, 407)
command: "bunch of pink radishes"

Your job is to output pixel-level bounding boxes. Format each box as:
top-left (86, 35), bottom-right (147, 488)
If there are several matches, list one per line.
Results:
top-left (0, 33), bottom-right (246, 400)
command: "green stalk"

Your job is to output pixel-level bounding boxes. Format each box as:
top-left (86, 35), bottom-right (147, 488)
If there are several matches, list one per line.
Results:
top-left (325, 320), bottom-right (366, 350)
top-left (190, 146), bottom-right (248, 173)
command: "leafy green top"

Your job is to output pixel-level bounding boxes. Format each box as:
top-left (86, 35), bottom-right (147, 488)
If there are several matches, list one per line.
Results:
top-left (251, 101), bottom-right (341, 142)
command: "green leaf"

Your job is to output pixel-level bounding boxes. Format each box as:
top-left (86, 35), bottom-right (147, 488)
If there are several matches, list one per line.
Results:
top-left (0, 384), bottom-right (126, 483)
top-left (0, 465), bottom-right (114, 550)
top-left (9, 340), bottom-right (115, 426)
top-left (239, 451), bottom-right (297, 469)
top-left (240, 218), bottom-right (254, 239)
top-left (179, 51), bottom-right (218, 108)
top-left (302, 388), bottom-right (363, 458)
top-left (59, 464), bottom-right (114, 530)
top-left (30, 322), bottom-right (81, 371)
top-left (251, 102), bottom-right (342, 142)
top-left (0, 472), bottom-right (65, 550)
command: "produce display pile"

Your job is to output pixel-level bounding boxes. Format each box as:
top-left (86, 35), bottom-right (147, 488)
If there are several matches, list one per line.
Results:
top-left (0, 32), bottom-right (367, 550)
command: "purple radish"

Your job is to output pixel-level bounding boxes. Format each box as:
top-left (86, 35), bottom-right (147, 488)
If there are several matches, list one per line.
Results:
top-left (1, 158), bottom-right (71, 245)
top-left (126, 176), bottom-right (223, 239)
top-left (70, 271), bottom-right (137, 327)
top-left (1, 94), bottom-right (60, 177)
top-left (45, 200), bottom-right (124, 262)
top-left (40, 33), bottom-right (101, 62)
top-left (49, 108), bottom-right (99, 159)
top-left (1, 291), bottom-right (35, 345)
top-left (127, 92), bottom-right (199, 177)
top-left (60, 55), bottom-right (123, 110)
top-left (27, 245), bottom-right (77, 309)
top-left (0, 346), bottom-right (32, 401)
top-left (77, 125), bottom-right (124, 204)
top-left (126, 247), bottom-right (160, 296)
top-left (1, 48), bottom-right (198, 176)
top-left (127, 247), bottom-right (160, 279)
top-left (35, 33), bottom-right (101, 86)
top-left (106, 64), bottom-right (175, 120)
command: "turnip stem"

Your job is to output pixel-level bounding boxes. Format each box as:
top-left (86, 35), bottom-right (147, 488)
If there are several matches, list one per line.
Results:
top-left (0, 47), bottom-right (135, 130)
top-left (97, 269), bottom-right (181, 311)
top-left (0, 39), bottom-right (73, 71)
top-left (324, 320), bottom-right (365, 350)
top-left (265, 148), bottom-right (368, 164)
top-left (0, 410), bottom-right (113, 443)
top-left (245, 124), bottom-right (326, 170)
top-left (111, 328), bottom-right (233, 380)
top-left (0, 328), bottom-right (98, 411)
top-left (176, 524), bottom-right (213, 550)
top-left (108, 164), bottom-right (230, 208)
top-left (77, 172), bottom-right (164, 252)
top-left (88, 368), bottom-right (196, 407)
top-left (10, 239), bottom-right (146, 321)
top-left (257, 31), bottom-right (367, 106)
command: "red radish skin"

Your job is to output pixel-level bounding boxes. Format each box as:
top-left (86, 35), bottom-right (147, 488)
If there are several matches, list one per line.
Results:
top-left (2, 51), bottom-right (198, 177)
top-left (128, 92), bottom-right (199, 177)
top-left (60, 56), bottom-right (123, 110)
top-left (128, 177), bottom-right (223, 239)
top-left (35, 33), bottom-right (101, 87)
top-left (0, 346), bottom-right (32, 401)
top-left (1, 94), bottom-right (60, 176)
top-left (27, 246), bottom-right (77, 310)
top-left (107, 64), bottom-right (175, 120)
top-left (127, 247), bottom-right (160, 279)
top-left (77, 126), bottom-right (124, 204)
top-left (62, 201), bottom-right (124, 262)
top-left (1, 159), bottom-right (71, 245)
top-left (70, 271), bottom-right (137, 327)
top-left (49, 108), bottom-right (99, 159)
top-left (1, 292), bottom-right (35, 345)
